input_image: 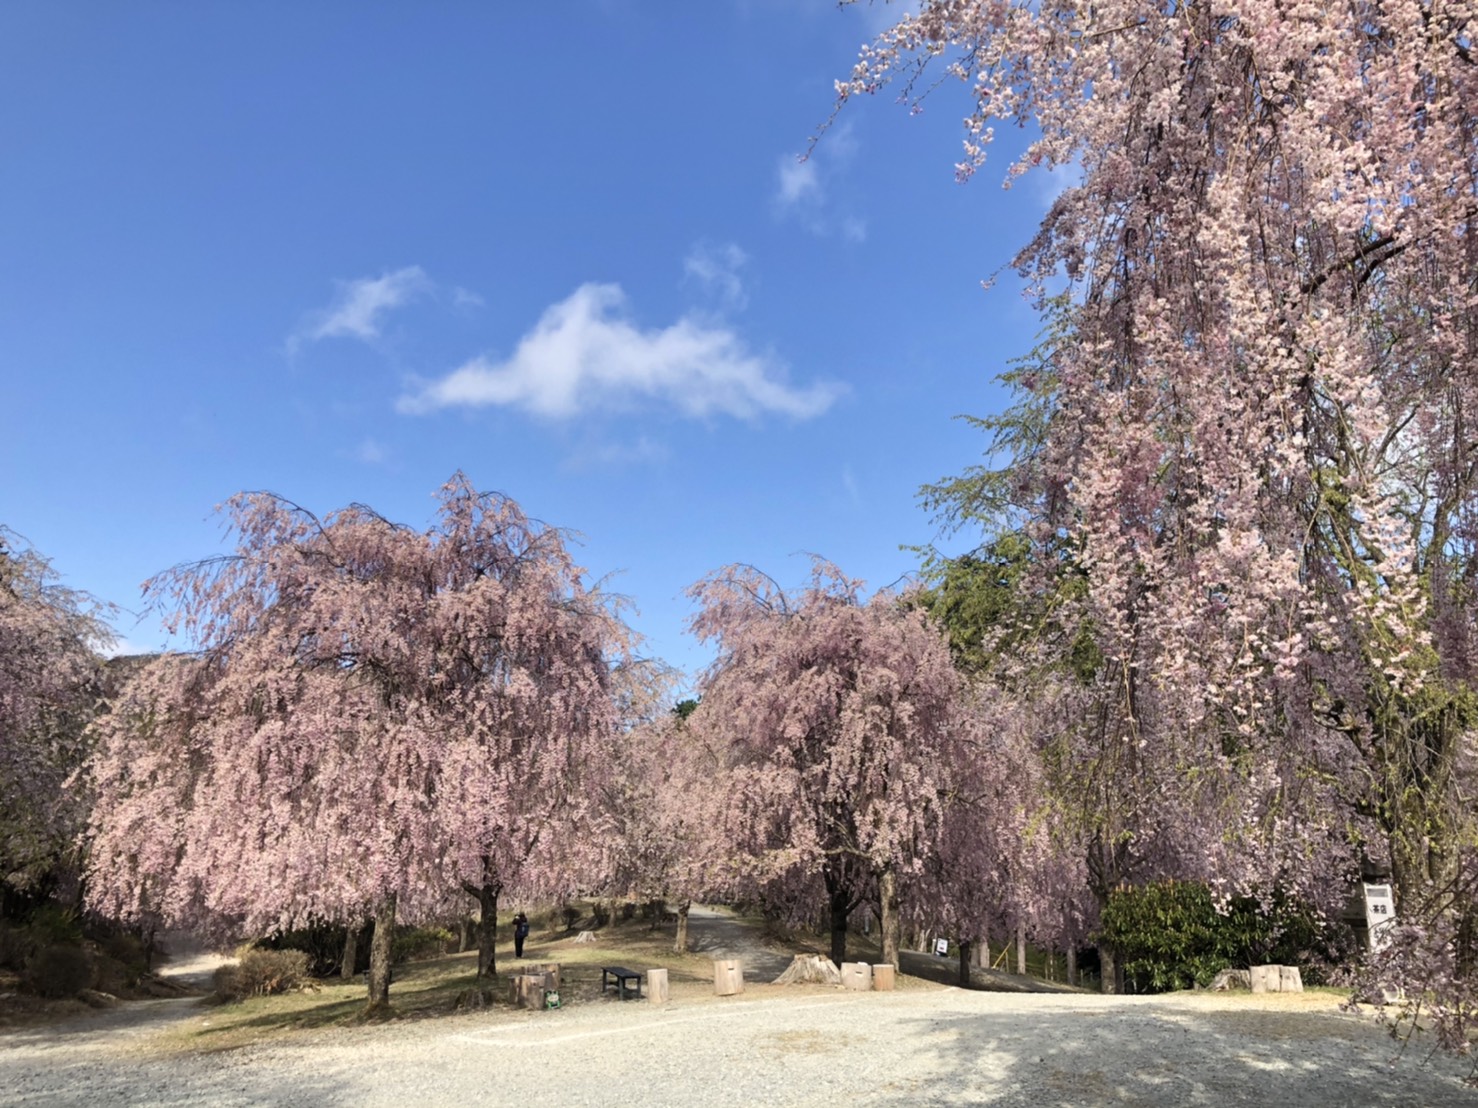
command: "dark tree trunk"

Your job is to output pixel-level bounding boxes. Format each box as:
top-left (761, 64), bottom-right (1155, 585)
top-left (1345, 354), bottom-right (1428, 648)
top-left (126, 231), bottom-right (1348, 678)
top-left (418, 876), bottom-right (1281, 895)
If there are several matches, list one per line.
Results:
top-left (674, 901), bottom-right (690, 954)
top-left (878, 865), bottom-right (900, 969)
top-left (366, 895), bottom-right (396, 1011)
top-left (828, 887), bottom-right (851, 967)
top-left (958, 939), bottom-right (972, 987)
top-left (341, 921), bottom-right (360, 981)
top-left (475, 882), bottom-right (499, 978)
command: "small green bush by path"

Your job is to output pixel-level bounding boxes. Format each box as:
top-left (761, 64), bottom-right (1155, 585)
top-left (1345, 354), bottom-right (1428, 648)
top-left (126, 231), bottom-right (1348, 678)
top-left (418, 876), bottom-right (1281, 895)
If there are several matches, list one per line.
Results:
top-left (25, 944), bottom-right (94, 998)
top-left (214, 949), bottom-right (312, 1001)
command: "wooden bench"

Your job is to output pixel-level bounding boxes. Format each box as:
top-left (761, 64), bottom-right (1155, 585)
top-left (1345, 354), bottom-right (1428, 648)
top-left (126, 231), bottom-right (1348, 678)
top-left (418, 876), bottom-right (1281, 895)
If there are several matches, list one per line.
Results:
top-left (601, 966), bottom-right (643, 1000)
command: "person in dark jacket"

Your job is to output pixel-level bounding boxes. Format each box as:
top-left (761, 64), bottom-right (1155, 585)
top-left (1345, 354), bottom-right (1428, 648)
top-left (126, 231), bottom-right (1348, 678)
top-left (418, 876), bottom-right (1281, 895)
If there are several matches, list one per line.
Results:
top-left (513, 912), bottom-right (530, 958)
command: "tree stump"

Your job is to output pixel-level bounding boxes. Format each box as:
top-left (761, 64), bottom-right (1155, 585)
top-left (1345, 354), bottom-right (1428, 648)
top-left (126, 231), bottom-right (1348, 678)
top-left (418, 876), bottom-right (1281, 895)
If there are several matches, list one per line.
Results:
top-left (538, 963), bottom-right (561, 992)
top-left (1211, 968), bottom-right (1251, 991)
top-left (841, 962), bottom-right (873, 991)
top-left (511, 973), bottom-right (547, 1009)
top-left (872, 964), bottom-right (896, 991)
top-left (573, 930), bottom-right (596, 944)
top-left (772, 954), bottom-right (842, 986)
top-left (647, 967), bottom-right (669, 1004)
top-left (1279, 965), bottom-right (1303, 993)
top-left (714, 958), bottom-right (744, 996)
top-left (1249, 965), bottom-right (1280, 993)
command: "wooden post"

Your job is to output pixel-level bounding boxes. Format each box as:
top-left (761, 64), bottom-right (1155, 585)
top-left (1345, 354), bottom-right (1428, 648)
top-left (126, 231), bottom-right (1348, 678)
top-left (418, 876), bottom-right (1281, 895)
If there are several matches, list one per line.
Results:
top-left (511, 973), bottom-right (546, 1009)
top-left (647, 967), bottom-right (669, 1004)
top-left (714, 958), bottom-right (744, 996)
top-left (841, 962), bottom-right (873, 991)
top-left (872, 964), bottom-right (896, 991)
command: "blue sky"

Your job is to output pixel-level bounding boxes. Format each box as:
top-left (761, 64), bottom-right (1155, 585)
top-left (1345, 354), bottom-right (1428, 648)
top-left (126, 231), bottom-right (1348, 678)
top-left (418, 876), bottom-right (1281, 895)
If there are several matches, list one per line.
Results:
top-left (2, 1), bottom-right (1058, 687)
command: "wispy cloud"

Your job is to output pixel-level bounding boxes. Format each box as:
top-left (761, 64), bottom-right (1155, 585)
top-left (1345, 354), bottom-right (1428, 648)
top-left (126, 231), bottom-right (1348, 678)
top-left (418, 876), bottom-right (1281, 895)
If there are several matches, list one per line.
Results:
top-left (290, 266), bottom-right (432, 351)
top-left (776, 157), bottom-right (821, 207)
top-left (563, 434), bottom-right (671, 473)
top-left (398, 282), bottom-right (842, 421)
top-left (684, 241), bottom-right (750, 310)
top-left (351, 437), bottom-right (389, 465)
top-left (772, 122), bottom-right (866, 241)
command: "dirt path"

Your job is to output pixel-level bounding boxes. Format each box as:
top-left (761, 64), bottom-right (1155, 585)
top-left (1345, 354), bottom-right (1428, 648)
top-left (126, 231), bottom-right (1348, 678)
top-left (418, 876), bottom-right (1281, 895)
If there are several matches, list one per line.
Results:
top-left (682, 904), bottom-right (794, 981)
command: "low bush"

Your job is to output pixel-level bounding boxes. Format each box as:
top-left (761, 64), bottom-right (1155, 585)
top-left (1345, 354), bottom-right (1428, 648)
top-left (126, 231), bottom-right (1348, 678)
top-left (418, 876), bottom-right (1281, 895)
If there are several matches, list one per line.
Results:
top-left (392, 926), bottom-right (453, 964)
top-left (213, 948), bottom-right (311, 1001)
top-left (25, 944), bottom-right (94, 998)
top-left (259, 921), bottom-right (361, 977)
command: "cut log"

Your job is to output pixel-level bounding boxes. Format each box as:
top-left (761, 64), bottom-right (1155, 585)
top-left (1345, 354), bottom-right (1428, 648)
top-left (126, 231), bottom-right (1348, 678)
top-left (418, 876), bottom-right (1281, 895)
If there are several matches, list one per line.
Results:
top-left (871, 964), bottom-right (896, 991)
top-left (772, 954), bottom-right (842, 986)
top-left (511, 973), bottom-right (547, 1010)
top-left (1279, 965), bottom-right (1303, 993)
top-left (573, 930), bottom-right (596, 944)
top-left (647, 967), bottom-right (669, 1004)
top-left (1249, 965), bottom-right (1280, 993)
top-left (840, 962), bottom-right (873, 991)
top-left (714, 958), bottom-right (744, 996)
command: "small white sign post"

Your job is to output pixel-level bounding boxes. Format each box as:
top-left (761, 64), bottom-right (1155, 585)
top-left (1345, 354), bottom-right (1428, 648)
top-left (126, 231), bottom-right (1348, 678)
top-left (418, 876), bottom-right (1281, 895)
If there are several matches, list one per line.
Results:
top-left (934, 938), bottom-right (949, 957)
top-left (1363, 882), bottom-right (1397, 952)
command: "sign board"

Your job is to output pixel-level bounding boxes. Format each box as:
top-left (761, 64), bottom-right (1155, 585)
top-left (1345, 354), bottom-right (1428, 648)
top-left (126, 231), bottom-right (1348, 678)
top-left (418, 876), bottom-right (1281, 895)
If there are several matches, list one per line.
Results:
top-left (933, 938), bottom-right (949, 957)
top-left (1363, 883), bottom-right (1397, 952)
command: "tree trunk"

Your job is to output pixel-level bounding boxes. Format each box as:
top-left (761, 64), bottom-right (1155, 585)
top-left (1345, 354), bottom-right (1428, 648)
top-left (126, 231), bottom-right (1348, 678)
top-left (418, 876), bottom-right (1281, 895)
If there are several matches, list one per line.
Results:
top-left (1099, 942), bottom-right (1120, 994)
top-left (475, 881), bottom-right (500, 978)
top-left (674, 901), bottom-right (690, 954)
top-left (1015, 920), bottom-right (1027, 976)
top-left (878, 865), bottom-right (900, 969)
top-left (957, 939), bottom-right (972, 986)
top-left (341, 922), bottom-right (360, 981)
top-left (1066, 945), bottom-right (1078, 987)
top-left (973, 931), bottom-right (988, 970)
top-left (828, 887), bottom-right (851, 967)
top-left (366, 895), bottom-right (396, 1012)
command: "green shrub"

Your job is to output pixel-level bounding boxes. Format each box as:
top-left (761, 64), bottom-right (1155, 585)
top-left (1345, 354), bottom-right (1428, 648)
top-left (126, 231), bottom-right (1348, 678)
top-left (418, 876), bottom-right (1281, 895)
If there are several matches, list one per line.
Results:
top-left (392, 926), bottom-right (453, 964)
top-left (1099, 880), bottom-right (1338, 993)
top-left (258, 921), bottom-right (360, 976)
top-left (213, 948), bottom-right (311, 1001)
top-left (25, 944), bottom-right (94, 998)
top-left (23, 904), bottom-right (83, 948)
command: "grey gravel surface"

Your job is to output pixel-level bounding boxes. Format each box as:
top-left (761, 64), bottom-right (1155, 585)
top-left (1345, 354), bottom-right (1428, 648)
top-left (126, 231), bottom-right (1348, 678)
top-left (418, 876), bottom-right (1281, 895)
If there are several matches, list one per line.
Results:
top-left (5, 985), bottom-right (1476, 1106)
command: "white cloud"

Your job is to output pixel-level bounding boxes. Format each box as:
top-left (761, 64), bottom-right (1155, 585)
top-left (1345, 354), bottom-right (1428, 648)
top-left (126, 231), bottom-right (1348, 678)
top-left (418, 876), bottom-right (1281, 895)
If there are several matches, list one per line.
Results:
top-left (684, 241), bottom-right (750, 310)
top-left (776, 156), bottom-right (822, 207)
top-left (773, 122), bottom-right (866, 241)
top-left (292, 266), bottom-right (431, 350)
top-left (398, 283), bottom-right (842, 421)
top-left (563, 435), bottom-right (670, 473)
top-left (352, 437), bottom-right (388, 465)
top-left (452, 286), bottom-right (485, 310)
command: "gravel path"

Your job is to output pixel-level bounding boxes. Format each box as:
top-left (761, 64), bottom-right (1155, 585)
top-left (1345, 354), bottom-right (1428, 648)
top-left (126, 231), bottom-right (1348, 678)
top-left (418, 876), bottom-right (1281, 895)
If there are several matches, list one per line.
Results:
top-left (4, 916), bottom-right (1475, 1106)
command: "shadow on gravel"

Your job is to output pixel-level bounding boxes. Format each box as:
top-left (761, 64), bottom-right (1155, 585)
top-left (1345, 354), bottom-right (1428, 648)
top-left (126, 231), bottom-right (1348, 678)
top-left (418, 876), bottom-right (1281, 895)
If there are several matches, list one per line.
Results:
top-left (899, 950), bottom-right (1081, 994)
top-left (866, 999), bottom-right (1477, 1107)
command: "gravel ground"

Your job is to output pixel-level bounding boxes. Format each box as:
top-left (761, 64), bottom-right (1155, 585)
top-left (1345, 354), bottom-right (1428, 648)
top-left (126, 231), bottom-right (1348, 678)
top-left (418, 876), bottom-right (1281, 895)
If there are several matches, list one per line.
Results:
top-left (3, 915), bottom-right (1475, 1106)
